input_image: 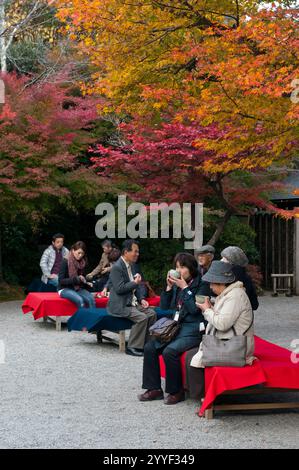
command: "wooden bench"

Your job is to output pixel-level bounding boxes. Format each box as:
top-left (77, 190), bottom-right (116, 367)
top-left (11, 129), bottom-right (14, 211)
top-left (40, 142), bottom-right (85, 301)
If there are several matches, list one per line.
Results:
top-left (22, 293), bottom-right (161, 334)
top-left (159, 336), bottom-right (299, 419)
top-left (68, 306), bottom-right (172, 352)
top-left (202, 386), bottom-right (299, 419)
top-left (271, 273), bottom-right (294, 296)
top-left (96, 330), bottom-right (127, 353)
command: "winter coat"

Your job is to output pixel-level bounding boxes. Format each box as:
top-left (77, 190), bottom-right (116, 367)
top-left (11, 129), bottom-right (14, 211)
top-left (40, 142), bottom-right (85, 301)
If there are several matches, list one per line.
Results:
top-left (190, 281), bottom-right (255, 368)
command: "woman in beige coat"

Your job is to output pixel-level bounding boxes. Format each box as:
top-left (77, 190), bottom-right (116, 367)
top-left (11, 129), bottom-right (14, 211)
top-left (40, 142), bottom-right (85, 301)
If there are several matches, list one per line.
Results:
top-left (185, 260), bottom-right (255, 399)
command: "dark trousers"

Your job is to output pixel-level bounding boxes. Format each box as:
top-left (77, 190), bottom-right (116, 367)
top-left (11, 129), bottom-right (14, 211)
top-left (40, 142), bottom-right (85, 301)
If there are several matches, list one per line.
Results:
top-left (142, 339), bottom-right (182, 394)
top-left (142, 335), bottom-right (200, 394)
top-left (185, 348), bottom-right (205, 400)
top-left (92, 274), bottom-right (110, 292)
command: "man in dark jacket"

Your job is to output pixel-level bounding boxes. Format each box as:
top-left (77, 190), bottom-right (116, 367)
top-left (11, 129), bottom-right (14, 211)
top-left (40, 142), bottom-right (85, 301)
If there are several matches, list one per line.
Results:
top-left (107, 240), bottom-right (156, 357)
top-left (195, 245), bottom-right (215, 276)
top-left (104, 260), bottom-right (148, 301)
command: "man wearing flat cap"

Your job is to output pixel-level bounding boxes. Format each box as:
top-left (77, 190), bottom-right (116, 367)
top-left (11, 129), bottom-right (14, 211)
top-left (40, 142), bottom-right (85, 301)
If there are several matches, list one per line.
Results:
top-left (195, 245), bottom-right (215, 278)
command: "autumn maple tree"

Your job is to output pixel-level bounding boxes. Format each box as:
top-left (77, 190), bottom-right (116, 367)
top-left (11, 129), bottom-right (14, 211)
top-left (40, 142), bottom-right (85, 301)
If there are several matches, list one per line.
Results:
top-left (54, 0), bottom-right (299, 243)
top-left (89, 121), bottom-right (290, 244)
top-left (0, 71), bottom-right (106, 281)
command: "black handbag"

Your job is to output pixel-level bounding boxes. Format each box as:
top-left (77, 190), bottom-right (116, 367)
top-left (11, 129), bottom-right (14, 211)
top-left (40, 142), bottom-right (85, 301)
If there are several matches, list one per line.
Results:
top-left (149, 316), bottom-right (181, 343)
top-left (149, 304), bottom-right (186, 343)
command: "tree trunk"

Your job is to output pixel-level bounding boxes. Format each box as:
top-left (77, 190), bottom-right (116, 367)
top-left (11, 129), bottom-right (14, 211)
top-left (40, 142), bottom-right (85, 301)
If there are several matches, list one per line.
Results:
top-left (207, 209), bottom-right (233, 246)
top-left (0, 1), bottom-right (7, 73)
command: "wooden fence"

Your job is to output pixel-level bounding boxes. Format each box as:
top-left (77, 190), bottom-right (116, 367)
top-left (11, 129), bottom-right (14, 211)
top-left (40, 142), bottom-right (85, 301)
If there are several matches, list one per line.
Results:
top-left (251, 213), bottom-right (295, 291)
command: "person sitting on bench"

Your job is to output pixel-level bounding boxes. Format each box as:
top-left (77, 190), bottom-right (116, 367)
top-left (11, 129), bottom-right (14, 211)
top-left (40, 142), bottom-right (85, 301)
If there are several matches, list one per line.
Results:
top-left (86, 239), bottom-right (114, 292)
top-left (221, 246), bottom-right (259, 311)
top-left (40, 233), bottom-right (69, 290)
top-left (195, 245), bottom-right (215, 278)
top-left (138, 252), bottom-right (208, 405)
top-left (107, 239), bottom-right (156, 357)
top-left (185, 260), bottom-right (255, 400)
top-left (58, 241), bottom-right (95, 309)
top-left (101, 249), bottom-right (149, 300)
top-left (98, 247), bottom-right (121, 296)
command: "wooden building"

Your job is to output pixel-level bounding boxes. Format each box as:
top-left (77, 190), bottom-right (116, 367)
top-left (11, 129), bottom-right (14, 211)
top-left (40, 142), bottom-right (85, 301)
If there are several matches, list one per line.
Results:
top-left (251, 173), bottom-right (299, 294)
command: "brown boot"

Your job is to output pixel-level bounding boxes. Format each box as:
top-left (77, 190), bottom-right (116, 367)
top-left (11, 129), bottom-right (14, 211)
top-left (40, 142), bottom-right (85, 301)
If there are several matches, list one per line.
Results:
top-left (138, 389), bottom-right (164, 401)
top-left (164, 390), bottom-right (185, 405)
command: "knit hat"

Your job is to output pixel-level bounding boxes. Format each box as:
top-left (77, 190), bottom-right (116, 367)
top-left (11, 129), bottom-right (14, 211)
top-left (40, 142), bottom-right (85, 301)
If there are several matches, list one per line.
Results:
top-left (221, 246), bottom-right (249, 267)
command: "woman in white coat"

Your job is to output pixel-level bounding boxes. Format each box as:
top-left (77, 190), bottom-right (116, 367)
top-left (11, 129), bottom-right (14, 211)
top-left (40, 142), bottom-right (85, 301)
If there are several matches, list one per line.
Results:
top-left (185, 260), bottom-right (255, 399)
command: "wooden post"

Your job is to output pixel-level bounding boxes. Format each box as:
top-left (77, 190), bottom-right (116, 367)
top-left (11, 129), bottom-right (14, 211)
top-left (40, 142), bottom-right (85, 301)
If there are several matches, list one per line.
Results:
top-left (295, 208), bottom-right (299, 295)
top-left (204, 407), bottom-right (214, 419)
top-left (97, 331), bottom-right (103, 344)
top-left (119, 331), bottom-right (126, 352)
top-left (271, 216), bottom-right (275, 289)
top-left (287, 275), bottom-right (292, 296)
top-left (272, 276), bottom-right (277, 296)
top-left (56, 317), bottom-right (62, 332)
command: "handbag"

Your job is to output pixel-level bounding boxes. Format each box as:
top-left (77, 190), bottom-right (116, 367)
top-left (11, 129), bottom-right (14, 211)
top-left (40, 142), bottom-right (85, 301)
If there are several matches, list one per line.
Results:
top-left (149, 316), bottom-right (181, 343)
top-left (150, 281), bottom-right (195, 343)
top-left (201, 314), bottom-right (254, 368)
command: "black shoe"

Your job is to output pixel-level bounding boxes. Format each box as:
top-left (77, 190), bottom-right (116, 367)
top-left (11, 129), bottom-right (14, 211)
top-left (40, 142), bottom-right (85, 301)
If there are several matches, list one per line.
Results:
top-left (164, 390), bottom-right (185, 405)
top-left (126, 347), bottom-right (144, 357)
top-left (138, 389), bottom-right (164, 401)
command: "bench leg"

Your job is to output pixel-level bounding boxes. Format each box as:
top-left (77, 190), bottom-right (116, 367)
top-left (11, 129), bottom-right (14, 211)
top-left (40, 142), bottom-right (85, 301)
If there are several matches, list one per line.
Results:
top-left (272, 277), bottom-right (277, 296)
top-left (56, 317), bottom-right (62, 332)
top-left (119, 331), bottom-right (126, 353)
top-left (97, 331), bottom-right (103, 344)
top-left (204, 406), bottom-right (214, 420)
top-left (286, 276), bottom-right (292, 296)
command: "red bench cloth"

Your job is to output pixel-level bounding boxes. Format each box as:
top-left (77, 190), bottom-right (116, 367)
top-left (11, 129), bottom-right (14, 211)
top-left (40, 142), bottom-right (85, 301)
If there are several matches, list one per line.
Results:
top-left (22, 293), bottom-right (161, 321)
top-left (159, 336), bottom-right (299, 416)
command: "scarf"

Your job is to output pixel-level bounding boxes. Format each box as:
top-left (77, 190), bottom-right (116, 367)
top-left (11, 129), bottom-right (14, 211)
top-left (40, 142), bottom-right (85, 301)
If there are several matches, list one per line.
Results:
top-left (68, 251), bottom-right (86, 280)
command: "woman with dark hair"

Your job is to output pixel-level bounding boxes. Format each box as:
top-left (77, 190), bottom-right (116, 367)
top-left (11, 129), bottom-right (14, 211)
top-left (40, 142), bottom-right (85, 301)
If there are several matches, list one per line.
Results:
top-left (58, 241), bottom-right (95, 309)
top-left (86, 239), bottom-right (114, 291)
top-left (138, 252), bottom-right (209, 405)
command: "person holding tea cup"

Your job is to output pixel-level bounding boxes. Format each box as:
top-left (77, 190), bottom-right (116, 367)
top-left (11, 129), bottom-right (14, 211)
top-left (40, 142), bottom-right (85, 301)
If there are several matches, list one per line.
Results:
top-left (138, 252), bottom-right (210, 405)
top-left (184, 260), bottom-right (255, 400)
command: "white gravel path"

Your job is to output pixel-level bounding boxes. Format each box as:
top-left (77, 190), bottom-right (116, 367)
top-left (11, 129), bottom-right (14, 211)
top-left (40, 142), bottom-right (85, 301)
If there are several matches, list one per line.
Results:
top-left (0, 295), bottom-right (298, 449)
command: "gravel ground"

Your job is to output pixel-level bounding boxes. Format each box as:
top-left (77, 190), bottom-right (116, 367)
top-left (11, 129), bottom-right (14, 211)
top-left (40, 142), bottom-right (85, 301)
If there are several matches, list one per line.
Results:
top-left (0, 295), bottom-right (298, 449)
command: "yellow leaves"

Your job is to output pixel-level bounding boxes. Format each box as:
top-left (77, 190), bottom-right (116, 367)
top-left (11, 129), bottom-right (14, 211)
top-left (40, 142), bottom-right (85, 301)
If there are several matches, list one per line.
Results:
top-left (84, 37), bottom-right (94, 47)
top-left (201, 152), bottom-right (275, 175)
top-left (52, 0), bottom-right (298, 179)
top-left (101, 105), bottom-right (113, 114)
top-left (200, 88), bottom-right (213, 101)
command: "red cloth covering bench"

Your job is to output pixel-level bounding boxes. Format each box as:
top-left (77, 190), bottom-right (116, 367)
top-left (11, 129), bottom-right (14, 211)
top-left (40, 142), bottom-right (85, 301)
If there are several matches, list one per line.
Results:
top-left (22, 292), bottom-right (161, 321)
top-left (159, 336), bottom-right (299, 419)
